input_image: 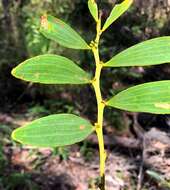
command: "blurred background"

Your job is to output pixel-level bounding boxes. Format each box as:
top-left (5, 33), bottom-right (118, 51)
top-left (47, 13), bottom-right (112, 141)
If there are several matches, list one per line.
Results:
top-left (1, 0), bottom-right (170, 189)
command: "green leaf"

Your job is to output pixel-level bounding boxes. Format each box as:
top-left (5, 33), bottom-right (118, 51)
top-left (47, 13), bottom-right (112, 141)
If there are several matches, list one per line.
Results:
top-left (107, 81), bottom-right (170, 114)
top-left (102, 0), bottom-right (133, 32)
top-left (12, 114), bottom-right (94, 147)
top-left (146, 170), bottom-right (164, 182)
top-left (40, 15), bottom-right (90, 49)
top-left (104, 37), bottom-right (170, 67)
top-left (11, 54), bottom-right (91, 84)
top-left (88, 0), bottom-right (98, 22)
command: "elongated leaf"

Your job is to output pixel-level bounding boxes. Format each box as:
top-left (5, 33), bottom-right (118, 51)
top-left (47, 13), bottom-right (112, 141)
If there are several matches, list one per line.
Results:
top-left (107, 81), bottom-right (170, 114)
top-left (102, 0), bottom-right (133, 31)
top-left (12, 114), bottom-right (94, 147)
top-left (88, 0), bottom-right (98, 22)
top-left (105, 37), bottom-right (170, 67)
top-left (12, 54), bottom-right (91, 84)
top-left (40, 15), bottom-right (90, 49)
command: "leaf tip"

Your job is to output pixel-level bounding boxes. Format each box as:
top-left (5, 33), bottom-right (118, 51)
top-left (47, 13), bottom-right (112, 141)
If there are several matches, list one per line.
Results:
top-left (88, 0), bottom-right (97, 5)
top-left (11, 130), bottom-right (16, 140)
top-left (11, 66), bottom-right (24, 80)
top-left (11, 129), bottom-right (20, 143)
top-left (12, 127), bottom-right (27, 145)
top-left (11, 67), bottom-right (17, 77)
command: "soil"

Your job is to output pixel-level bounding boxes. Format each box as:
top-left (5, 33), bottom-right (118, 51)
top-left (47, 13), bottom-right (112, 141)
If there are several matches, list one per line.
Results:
top-left (1, 112), bottom-right (170, 190)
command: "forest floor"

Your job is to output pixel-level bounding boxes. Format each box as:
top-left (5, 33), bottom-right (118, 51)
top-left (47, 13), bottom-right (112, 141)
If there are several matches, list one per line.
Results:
top-left (1, 112), bottom-right (170, 190)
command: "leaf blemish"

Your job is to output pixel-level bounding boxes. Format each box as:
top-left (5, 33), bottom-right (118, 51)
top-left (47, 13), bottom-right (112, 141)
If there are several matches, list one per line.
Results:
top-left (41, 15), bottom-right (48, 29)
top-left (154, 102), bottom-right (170, 109)
top-left (80, 125), bottom-right (85, 130)
top-left (35, 73), bottom-right (40, 79)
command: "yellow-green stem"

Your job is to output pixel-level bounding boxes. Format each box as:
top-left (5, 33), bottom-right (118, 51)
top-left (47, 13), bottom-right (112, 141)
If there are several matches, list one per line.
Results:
top-left (91, 17), bottom-right (106, 190)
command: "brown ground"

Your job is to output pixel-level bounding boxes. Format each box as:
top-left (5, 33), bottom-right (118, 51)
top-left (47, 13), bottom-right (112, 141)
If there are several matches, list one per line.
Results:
top-left (1, 112), bottom-right (170, 190)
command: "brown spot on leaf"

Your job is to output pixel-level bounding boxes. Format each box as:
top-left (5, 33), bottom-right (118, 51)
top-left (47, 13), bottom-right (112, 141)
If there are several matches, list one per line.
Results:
top-left (79, 125), bottom-right (85, 130)
top-left (41, 15), bottom-right (48, 29)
